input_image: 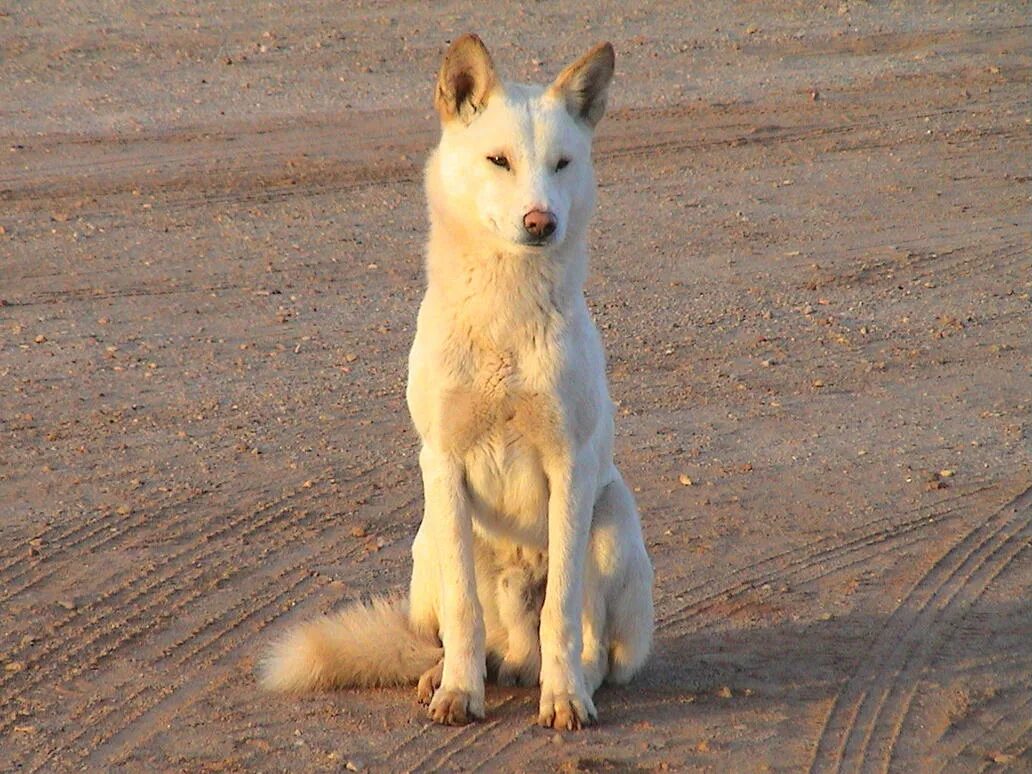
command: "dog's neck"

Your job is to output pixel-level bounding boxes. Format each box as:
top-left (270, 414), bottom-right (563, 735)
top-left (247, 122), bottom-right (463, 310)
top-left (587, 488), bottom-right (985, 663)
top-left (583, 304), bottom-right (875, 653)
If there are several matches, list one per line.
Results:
top-left (425, 212), bottom-right (588, 316)
top-left (421, 219), bottom-right (590, 356)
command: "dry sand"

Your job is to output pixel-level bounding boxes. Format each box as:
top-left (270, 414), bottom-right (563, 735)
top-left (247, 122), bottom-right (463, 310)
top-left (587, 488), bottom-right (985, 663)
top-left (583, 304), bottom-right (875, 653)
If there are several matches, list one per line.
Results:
top-left (2, 2), bottom-right (1030, 771)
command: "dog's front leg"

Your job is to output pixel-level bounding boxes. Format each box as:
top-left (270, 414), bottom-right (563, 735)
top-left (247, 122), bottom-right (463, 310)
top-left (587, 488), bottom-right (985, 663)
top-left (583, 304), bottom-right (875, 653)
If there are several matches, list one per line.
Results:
top-left (538, 452), bottom-right (597, 730)
top-left (418, 445), bottom-right (485, 725)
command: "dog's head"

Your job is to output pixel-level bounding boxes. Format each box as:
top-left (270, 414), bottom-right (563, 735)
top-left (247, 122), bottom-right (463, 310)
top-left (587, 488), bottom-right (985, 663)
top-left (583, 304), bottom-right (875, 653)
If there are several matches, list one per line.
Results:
top-left (428, 35), bottom-right (614, 252)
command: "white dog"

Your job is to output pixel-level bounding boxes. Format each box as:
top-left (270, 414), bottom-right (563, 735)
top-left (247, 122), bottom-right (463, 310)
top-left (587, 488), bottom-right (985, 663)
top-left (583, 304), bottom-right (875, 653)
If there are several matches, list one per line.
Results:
top-left (261, 34), bottom-right (653, 731)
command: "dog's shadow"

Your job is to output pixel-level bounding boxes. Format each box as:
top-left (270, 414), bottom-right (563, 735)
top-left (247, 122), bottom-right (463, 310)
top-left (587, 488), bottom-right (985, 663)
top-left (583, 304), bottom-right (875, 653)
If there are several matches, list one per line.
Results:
top-left (449, 616), bottom-right (833, 731)
top-left (480, 598), bottom-right (1029, 733)
top-left (325, 600), bottom-right (1027, 774)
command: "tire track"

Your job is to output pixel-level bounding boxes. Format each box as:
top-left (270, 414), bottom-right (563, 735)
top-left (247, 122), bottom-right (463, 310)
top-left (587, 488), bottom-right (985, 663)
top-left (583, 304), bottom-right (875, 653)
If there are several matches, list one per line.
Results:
top-left (940, 685), bottom-right (1032, 770)
top-left (972, 716), bottom-right (1032, 774)
top-left (387, 721), bottom-right (438, 765)
top-left (0, 113), bottom-right (431, 191)
top-left (45, 561), bottom-right (317, 769)
top-left (681, 526), bottom-right (939, 633)
top-left (655, 484), bottom-right (993, 635)
top-left (33, 568), bottom-right (318, 773)
top-left (469, 731), bottom-right (551, 774)
top-left (31, 524), bottom-right (368, 770)
top-left (11, 281), bottom-right (243, 309)
top-left (909, 242), bottom-right (1030, 287)
top-left (9, 85), bottom-right (1023, 220)
top-left (467, 719), bottom-right (537, 773)
top-left (598, 104), bottom-right (996, 166)
top-left (0, 483), bottom-right (215, 602)
top-left (385, 690), bottom-right (537, 772)
top-left (402, 696), bottom-right (517, 774)
top-left (815, 230), bottom-right (1031, 293)
top-left (15, 476), bottom-right (417, 767)
top-left (0, 479), bottom-right (316, 662)
top-left (884, 540), bottom-right (1032, 770)
top-left (0, 459), bottom-right (368, 620)
top-left (401, 723), bottom-right (469, 773)
top-left (0, 455), bottom-right (377, 599)
top-left (0, 480), bottom-right (330, 725)
top-left (160, 539), bottom-right (364, 671)
top-left (809, 484), bottom-right (1032, 774)
top-left (162, 164), bottom-right (418, 214)
top-left (3, 147), bottom-right (420, 214)
top-left (425, 712), bottom-right (509, 772)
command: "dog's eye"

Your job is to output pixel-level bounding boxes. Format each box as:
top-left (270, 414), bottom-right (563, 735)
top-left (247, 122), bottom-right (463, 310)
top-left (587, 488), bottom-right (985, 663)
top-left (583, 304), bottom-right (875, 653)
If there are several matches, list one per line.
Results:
top-left (555, 158), bottom-right (570, 172)
top-left (487, 155), bottom-right (510, 171)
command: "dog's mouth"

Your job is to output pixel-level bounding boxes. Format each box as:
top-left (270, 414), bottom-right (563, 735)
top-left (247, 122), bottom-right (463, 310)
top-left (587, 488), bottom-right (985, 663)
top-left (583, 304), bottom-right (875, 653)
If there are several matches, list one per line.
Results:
top-left (519, 234), bottom-right (558, 248)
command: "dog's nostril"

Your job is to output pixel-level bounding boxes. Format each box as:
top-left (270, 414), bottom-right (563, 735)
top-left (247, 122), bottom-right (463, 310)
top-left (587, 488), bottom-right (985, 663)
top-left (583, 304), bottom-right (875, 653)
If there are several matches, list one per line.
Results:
top-left (523, 209), bottom-right (557, 239)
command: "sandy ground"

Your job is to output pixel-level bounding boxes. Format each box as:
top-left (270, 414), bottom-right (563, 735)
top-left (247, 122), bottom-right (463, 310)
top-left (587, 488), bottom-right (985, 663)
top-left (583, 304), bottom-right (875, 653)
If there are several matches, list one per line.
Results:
top-left (2, 2), bottom-right (1031, 772)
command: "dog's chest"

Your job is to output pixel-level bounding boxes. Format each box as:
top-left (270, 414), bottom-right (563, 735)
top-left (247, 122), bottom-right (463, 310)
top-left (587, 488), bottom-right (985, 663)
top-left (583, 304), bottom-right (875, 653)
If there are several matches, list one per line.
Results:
top-left (438, 349), bottom-right (562, 547)
top-left (465, 419), bottom-right (550, 547)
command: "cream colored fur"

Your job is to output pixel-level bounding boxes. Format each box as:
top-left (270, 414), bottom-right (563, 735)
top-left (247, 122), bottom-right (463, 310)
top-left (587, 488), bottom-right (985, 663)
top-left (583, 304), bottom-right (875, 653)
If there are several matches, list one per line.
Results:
top-left (261, 597), bottom-right (442, 690)
top-left (261, 34), bottom-right (654, 731)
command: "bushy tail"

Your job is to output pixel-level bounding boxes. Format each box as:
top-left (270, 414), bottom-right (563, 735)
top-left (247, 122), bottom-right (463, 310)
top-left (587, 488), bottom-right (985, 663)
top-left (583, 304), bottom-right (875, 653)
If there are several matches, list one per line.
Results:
top-left (259, 596), bottom-right (442, 692)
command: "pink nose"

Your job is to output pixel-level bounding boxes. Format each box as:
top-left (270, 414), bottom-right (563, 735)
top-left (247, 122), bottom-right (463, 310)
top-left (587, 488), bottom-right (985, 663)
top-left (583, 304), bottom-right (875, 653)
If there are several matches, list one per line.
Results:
top-left (523, 209), bottom-right (557, 240)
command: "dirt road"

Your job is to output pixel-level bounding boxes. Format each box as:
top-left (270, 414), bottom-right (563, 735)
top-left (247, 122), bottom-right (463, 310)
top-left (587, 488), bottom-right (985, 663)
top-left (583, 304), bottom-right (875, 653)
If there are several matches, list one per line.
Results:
top-left (2, 3), bottom-right (1030, 771)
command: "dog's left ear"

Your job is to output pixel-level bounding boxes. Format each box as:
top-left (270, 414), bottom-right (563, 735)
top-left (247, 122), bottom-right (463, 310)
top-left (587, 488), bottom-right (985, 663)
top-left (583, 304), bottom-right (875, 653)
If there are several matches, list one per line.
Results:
top-left (548, 42), bottom-right (615, 128)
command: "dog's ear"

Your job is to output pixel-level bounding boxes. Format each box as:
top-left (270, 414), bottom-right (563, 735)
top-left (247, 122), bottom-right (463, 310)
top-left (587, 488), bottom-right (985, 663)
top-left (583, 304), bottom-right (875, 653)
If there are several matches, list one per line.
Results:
top-left (548, 43), bottom-right (615, 128)
top-left (435, 34), bottom-right (498, 125)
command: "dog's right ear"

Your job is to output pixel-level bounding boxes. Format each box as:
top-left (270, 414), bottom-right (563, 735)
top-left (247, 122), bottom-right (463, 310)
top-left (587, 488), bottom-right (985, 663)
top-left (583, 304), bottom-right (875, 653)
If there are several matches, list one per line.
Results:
top-left (435, 34), bottom-right (498, 125)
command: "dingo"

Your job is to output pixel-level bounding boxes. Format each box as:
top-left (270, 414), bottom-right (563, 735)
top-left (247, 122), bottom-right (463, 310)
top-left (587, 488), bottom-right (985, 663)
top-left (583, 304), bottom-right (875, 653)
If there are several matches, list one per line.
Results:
top-left (261, 34), bottom-right (653, 730)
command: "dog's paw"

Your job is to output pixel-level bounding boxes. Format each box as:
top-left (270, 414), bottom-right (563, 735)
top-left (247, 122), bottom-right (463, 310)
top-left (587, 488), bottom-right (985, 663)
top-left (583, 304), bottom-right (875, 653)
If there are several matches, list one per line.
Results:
top-left (537, 690), bottom-right (597, 730)
top-left (497, 656), bottom-right (540, 688)
top-left (417, 660), bottom-right (444, 705)
top-left (428, 687), bottom-right (485, 726)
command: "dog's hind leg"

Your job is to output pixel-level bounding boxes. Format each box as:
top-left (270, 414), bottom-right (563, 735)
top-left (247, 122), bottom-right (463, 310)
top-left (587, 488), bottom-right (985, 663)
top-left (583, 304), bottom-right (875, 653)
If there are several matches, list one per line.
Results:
top-left (496, 564), bottom-right (542, 686)
top-left (590, 476), bottom-right (654, 685)
top-left (417, 658), bottom-right (444, 704)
